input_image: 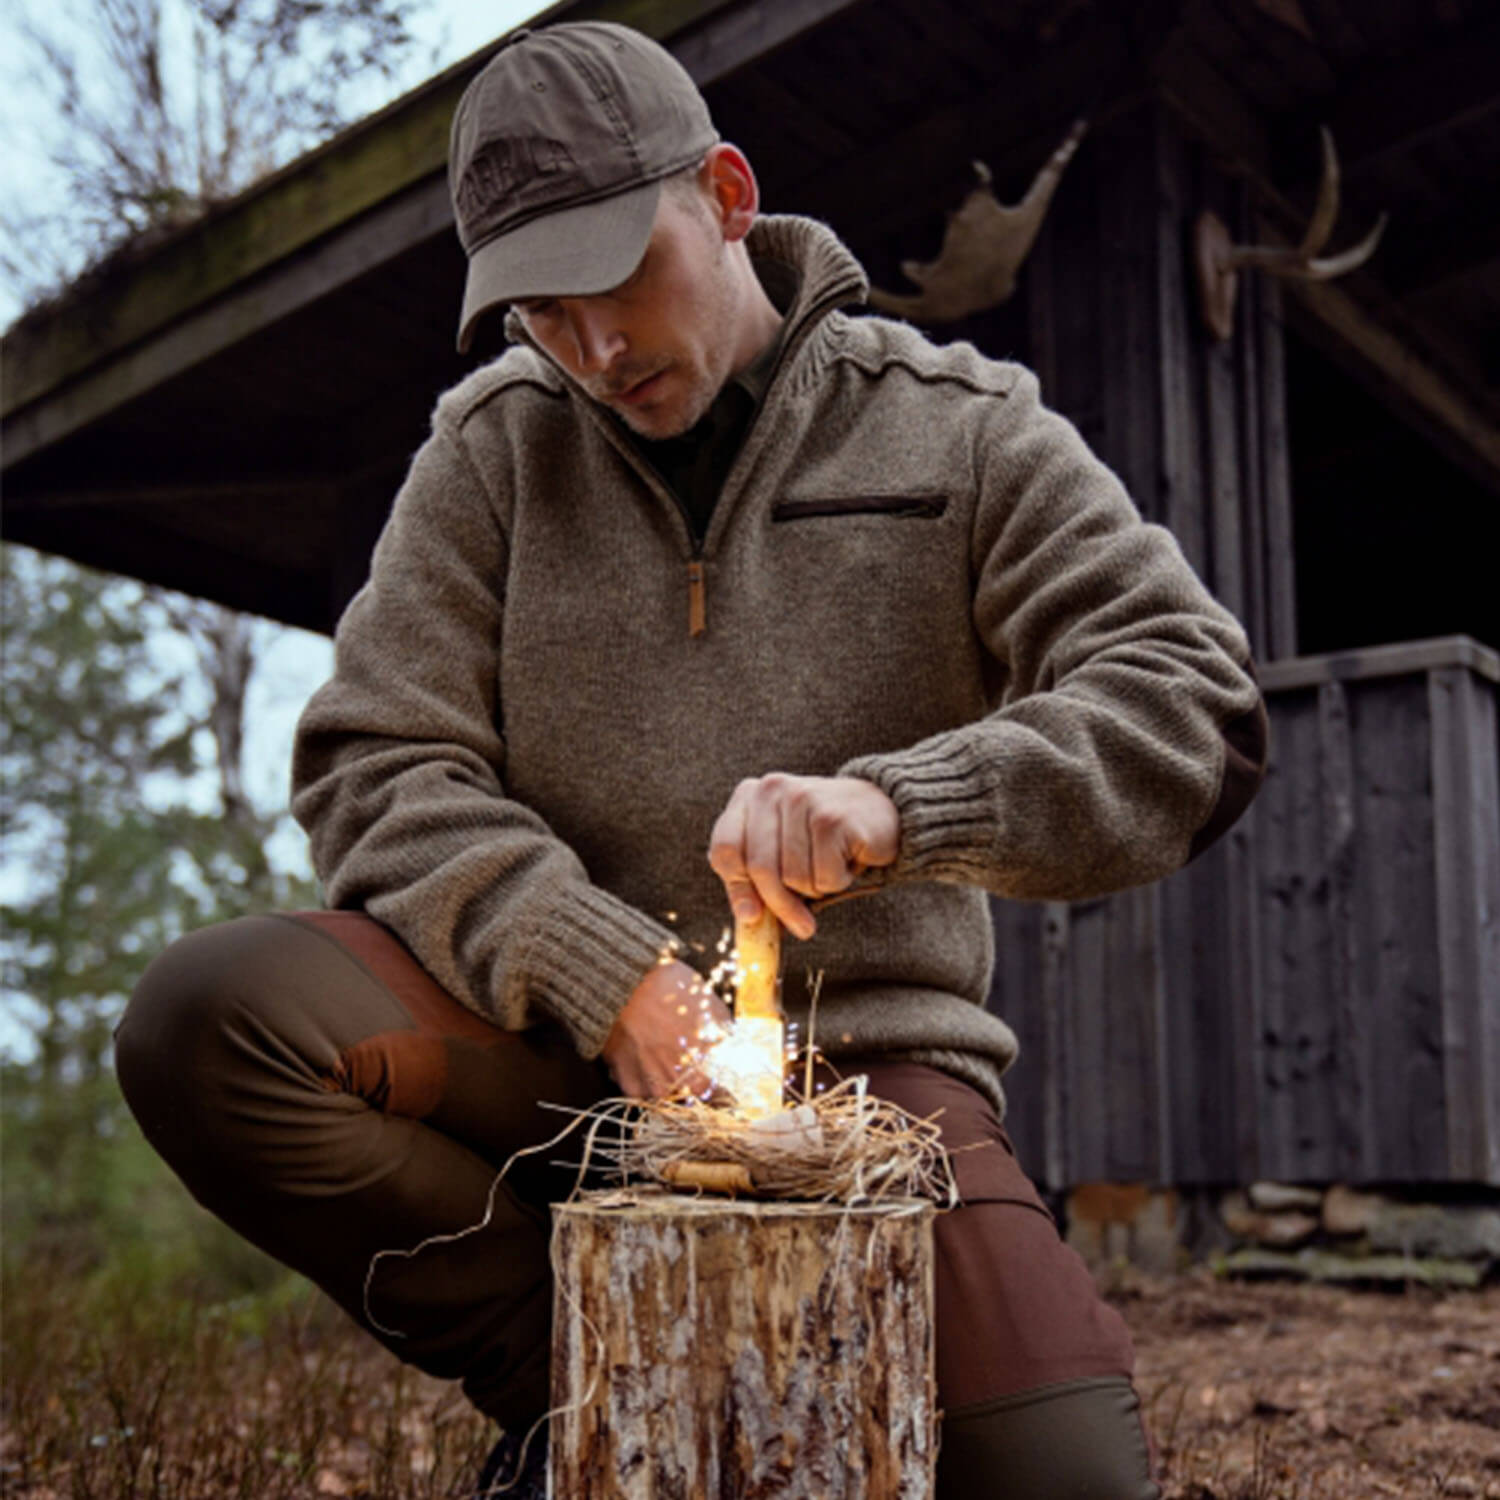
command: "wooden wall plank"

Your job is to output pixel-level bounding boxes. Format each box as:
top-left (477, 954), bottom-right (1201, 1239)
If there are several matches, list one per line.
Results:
top-left (1148, 884), bottom-right (1175, 1187)
top-left (1062, 899), bottom-right (1110, 1181)
top-left (1255, 686), bottom-right (1326, 1179)
top-left (1025, 214), bottom-right (1061, 400)
top-left (1064, 890), bottom-right (1167, 1182)
top-left (1267, 681), bottom-right (1338, 1182)
top-left (1226, 797), bottom-right (1267, 1184)
top-left (1468, 679), bottom-right (1500, 1184)
top-left (1040, 901), bottom-right (1072, 1191)
top-left (1154, 111), bottom-right (1206, 571)
top-left (1198, 164), bottom-right (1248, 624)
top-left (1021, 119), bottom-right (1105, 447)
top-left (1095, 111), bottom-right (1163, 514)
top-left (1317, 679), bottom-right (1370, 1182)
top-left (1255, 279), bottom-right (1299, 658)
top-left (1205, 335), bottom-right (1246, 621)
top-left (1157, 108), bottom-right (1270, 1187)
top-left (1159, 856), bottom-right (1214, 1183)
top-left (1428, 667), bottom-right (1500, 1182)
top-left (1236, 190), bottom-right (1270, 656)
top-left (1348, 675), bottom-right (1447, 1179)
top-left (986, 897), bottom-right (1048, 1179)
top-left (1161, 820), bottom-right (1266, 1184)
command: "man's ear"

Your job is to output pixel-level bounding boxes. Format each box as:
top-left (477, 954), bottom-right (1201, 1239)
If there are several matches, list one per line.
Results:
top-left (702, 144), bottom-right (759, 243)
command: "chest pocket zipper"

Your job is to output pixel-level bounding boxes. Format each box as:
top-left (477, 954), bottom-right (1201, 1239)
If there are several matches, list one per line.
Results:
top-left (771, 495), bottom-right (948, 522)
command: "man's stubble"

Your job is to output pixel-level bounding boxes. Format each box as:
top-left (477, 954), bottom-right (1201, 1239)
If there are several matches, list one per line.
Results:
top-left (598, 227), bottom-right (745, 442)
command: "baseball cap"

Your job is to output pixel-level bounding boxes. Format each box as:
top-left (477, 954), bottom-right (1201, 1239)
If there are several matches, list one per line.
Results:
top-left (449, 22), bottom-right (720, 352)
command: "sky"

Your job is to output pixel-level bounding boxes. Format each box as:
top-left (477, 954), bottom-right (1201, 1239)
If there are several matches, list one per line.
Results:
top-left (427, 3), bottom-right (552, 69)
top-left (0, 0), bottom-right (546, 1059)
top-left (0, 0), bottom-right (547, 326)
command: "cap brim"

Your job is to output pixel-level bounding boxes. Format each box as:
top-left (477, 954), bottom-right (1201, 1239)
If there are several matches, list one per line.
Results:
top-left (456, 178), bottom-right (663, 353)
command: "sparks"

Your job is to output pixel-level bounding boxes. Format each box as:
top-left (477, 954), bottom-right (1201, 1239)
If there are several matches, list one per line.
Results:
top-left (697, 907), bottom-right (785, 1120)
top-left (699, 1015), bottom-right (784, 1118)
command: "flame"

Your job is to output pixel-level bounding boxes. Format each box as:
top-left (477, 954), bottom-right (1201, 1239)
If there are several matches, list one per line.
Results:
top-left (691, 919), bottom-right (787, 1121)
top-left (701, 1014), bottom-right (783, 1118)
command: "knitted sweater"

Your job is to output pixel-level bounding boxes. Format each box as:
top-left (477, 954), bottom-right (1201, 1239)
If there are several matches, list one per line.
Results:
top-left (290, 214), bottom-right (1267, 1114)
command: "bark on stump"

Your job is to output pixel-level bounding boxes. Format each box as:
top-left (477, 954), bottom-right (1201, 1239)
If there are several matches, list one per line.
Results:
top-left (549, 1193), bottom-right (937, 1499)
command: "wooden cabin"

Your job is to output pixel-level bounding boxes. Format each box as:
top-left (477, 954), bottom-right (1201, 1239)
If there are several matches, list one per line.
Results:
top-left (4, 0), bottom-right (1497, 1189)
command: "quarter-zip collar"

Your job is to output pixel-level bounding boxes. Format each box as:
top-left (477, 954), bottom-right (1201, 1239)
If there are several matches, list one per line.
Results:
top-left (699, 219), bottom-right (867, 551)
top-left (502, 214), bottom-right (869, 521)
top-left (502, 215), bottom-right (869, 634)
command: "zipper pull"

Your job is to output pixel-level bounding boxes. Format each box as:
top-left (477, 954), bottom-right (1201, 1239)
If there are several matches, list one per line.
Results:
top-left (687, 560), bottom-right (706, 637)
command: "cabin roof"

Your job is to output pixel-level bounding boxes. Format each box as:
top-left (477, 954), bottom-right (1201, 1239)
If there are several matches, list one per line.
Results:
top-left (4, 0), bottom-right (1497, 630)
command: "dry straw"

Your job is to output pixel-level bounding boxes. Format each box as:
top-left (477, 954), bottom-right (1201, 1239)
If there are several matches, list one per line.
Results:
top-left (364, 1069), bottom-right (958, 1341)
top-left (562, 1071), bottom-right (958, 1207)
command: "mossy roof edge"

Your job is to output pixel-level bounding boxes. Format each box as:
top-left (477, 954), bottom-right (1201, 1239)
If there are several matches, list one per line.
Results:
top-left (0, 0), bottom-right (734, 420)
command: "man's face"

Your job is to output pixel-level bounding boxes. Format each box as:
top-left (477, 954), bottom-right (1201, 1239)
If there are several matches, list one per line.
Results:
top-left (515, 186), bottom-right (740, 440)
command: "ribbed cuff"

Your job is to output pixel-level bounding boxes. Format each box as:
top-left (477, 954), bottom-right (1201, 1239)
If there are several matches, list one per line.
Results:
top-left (517, 883), bottom-right (682, 1059)
top-left (841, 730), bottom-right (1000, 883)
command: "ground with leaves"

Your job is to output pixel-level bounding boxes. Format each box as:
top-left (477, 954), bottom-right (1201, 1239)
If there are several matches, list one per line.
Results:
top-left (4, 1256), bottom-right (1497, 1498)
top-left (1122, 1267), bottom-right (1500, 1499)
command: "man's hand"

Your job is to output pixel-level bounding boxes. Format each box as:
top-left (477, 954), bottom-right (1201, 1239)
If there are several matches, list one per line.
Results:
top-left (708, 774), bottom-right (899, 940)
top-left (600, 958), bottom-right (731, 1099)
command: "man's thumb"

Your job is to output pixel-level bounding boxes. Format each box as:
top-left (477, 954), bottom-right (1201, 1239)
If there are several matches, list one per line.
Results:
top-left (725, 879), bottom-right (761, 923)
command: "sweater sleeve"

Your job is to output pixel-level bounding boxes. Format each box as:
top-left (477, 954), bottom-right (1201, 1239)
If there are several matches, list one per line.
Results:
top-left (290, 414), bottom-right (677, 1056)
top-left (840, 366), bottom-right (1268, 902)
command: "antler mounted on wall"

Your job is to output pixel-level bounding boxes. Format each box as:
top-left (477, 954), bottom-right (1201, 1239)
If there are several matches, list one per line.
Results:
top-left (1195, 126), bottom-right (1388, 341)
top-left (869, 119), bottom-right (1088, 324)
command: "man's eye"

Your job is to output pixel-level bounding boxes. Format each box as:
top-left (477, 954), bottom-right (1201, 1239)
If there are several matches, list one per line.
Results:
top-left (519, 298), bottom-right (558, 318)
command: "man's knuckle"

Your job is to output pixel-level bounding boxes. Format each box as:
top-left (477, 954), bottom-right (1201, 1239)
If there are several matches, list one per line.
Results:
top-left (808, 806), bottom-right (843, 837)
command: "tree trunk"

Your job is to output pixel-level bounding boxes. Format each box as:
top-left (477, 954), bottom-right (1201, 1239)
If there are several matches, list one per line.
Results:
top-left (550, 1193), bottom-right (937, 1499)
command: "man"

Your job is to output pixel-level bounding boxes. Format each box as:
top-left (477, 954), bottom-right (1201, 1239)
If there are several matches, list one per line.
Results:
top-left (118, 20), bottom-right (1268, 1498)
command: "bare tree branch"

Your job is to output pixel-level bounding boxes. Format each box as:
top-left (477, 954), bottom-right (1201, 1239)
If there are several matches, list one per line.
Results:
top-left (2, 0), bottom-right (431, 312)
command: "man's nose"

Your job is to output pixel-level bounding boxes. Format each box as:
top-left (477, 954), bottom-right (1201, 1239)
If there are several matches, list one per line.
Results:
top-left (563, 300), bottom-right (626, 373)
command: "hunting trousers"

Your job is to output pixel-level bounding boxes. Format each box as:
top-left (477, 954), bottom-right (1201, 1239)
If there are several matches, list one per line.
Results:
top-left (117, 911), bottom-right (1159, 1498)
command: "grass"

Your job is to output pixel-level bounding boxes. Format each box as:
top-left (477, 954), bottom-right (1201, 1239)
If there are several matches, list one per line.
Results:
top-left (2, 1072), bottom-right (497, 1497)
top-left (1, 1251), bottom-right (495, 1499)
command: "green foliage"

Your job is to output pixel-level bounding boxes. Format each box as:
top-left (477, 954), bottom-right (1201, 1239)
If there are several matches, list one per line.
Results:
top-left (1, 545), bottom-right (317, 1277)
top-left (4, 548), bottom-right (199, 1068)
top-left (1, 547), bottom-right (311, 1053)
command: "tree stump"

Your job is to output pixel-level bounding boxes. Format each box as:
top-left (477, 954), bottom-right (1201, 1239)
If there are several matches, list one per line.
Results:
top-left (550, 1193), bottom-right (937, 1499)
